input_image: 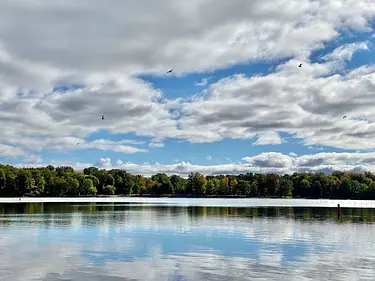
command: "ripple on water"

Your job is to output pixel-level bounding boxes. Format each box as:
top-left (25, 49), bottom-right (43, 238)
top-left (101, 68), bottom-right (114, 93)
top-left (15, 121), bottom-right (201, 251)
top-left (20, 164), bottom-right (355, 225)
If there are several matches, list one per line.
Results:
top-left (0, 204), bottom-right (375, 280)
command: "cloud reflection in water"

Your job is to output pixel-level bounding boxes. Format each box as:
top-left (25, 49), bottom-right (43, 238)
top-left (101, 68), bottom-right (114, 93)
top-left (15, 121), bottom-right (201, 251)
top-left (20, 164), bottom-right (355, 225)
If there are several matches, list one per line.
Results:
top-left (0, 204), bottom-right (375, 280)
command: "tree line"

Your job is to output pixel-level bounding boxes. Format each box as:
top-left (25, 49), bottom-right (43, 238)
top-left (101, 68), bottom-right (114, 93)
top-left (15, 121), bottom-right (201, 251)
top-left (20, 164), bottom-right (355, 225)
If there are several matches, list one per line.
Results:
top-left (1, 164), bottom-right (375, 199)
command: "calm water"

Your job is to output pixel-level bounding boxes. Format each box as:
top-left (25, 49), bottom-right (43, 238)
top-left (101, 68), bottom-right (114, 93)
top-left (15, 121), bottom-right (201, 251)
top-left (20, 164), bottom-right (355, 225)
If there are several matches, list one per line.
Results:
top-left (1, 203), bottom-right (375, 280)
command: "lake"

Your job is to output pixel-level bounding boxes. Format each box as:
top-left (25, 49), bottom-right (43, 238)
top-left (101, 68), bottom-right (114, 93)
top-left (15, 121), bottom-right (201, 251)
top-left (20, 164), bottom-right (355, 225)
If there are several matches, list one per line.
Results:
top-left (1, 200), bottom-right (375, 280)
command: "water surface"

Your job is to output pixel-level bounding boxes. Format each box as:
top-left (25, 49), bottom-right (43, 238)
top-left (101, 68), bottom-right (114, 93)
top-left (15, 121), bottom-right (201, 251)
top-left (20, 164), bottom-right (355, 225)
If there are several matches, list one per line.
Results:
top-left (1, 203), bottom-right (375, 280)
top-left (2, 197), bottom-right (375, 208)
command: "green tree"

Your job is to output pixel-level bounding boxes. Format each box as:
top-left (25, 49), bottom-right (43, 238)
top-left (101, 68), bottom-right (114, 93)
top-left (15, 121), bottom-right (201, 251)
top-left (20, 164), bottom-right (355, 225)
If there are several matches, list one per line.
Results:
top-left (237, 180), bottom-right (251, 196)
top-left (196, 175), bottom-right (207, 195)
top-left (16, 170), bottom-right (33, 196)
top-left (151, 173), bottom-right (173, 194)
top-left (267, 174), bottom-right (279, 196)
top-left (170, 175), bottom-right (185, 194)
top-left (83, 179), bottom-right (97, 196)
top-left (85, 174), bottom-right (100, 189)
top-left (230, 178), bottom-right (238, 195)
top-left (300, 178), bottom-right (311, 198)
top-left (65, 176), bottom-right (80, 196)
top-left (279, 178), bottom-right (293, 197)
top-left (338, 179), bottom-right (352, 198)
top-left (206, 180), bottom-right (215, 195)
top-left (123, 172), bottom-right (135, 195)
top-left (105, 174), bottom-right (115, 186)
top-left (33, 172), bottom-right (45, 196)
top-left (359, 183), bottom-right (368, 193)
top-left (49, 177), bottom-right (69, 196)
top-left (311, 180), bottom-right (322, 198)
top-left (350, 180), bottom-right (361, 198)
top-left (219, 177), bottom-right (229, 195)
top-left (0, 169), bottom-right (6, 195)
top-left (103, 185), bottom-right (116, 195)
top-left (368, 181), bottom-right (375, 191)
top-left (83, 167), bottom-right (98, 175)
top-left (134, 175), bottom-right (147, 195)
top-left (212, 178), bottom-right (221, 195)
top-left (114, 175), bottom-right (124, 193)
top-left (250, 182), bottom-right (258, 197)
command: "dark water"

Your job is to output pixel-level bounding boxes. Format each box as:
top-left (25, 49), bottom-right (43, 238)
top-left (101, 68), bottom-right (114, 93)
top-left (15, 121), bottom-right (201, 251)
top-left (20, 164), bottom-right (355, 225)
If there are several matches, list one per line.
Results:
top-left (1, 203), bottom-right (375, 280)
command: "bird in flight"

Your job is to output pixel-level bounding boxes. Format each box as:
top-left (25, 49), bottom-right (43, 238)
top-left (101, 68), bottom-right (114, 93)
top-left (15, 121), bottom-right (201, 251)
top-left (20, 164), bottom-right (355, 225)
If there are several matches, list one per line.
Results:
top-left (299, 63), bottom-right (303, 67)
top-left (167, 69), bottom-right (173, 74)
top-left (343, 116), bottom-right (347, 119)
top-left (76, 142), bottom-right (80, 145)
top-left (102, 115), bottom-right (105, 120)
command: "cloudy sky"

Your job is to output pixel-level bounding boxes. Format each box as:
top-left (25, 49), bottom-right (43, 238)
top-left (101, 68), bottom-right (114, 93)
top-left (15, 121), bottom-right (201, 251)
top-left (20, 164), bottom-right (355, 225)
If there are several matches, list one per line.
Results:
top-left (1, 0), bottom-right (375, 176)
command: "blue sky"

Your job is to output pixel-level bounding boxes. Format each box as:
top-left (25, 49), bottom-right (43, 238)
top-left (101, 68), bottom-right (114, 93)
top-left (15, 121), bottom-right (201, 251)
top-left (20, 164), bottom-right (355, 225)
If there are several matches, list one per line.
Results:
top-left (1, 0), bottom-right (375, 176)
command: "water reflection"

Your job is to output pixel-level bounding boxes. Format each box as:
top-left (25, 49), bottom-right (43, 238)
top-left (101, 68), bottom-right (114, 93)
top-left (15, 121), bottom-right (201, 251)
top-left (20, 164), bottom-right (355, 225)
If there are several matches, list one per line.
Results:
top-left (0, 203), bottom-right (375, 280)
top-left (1, 203), bottom-right (375, 224)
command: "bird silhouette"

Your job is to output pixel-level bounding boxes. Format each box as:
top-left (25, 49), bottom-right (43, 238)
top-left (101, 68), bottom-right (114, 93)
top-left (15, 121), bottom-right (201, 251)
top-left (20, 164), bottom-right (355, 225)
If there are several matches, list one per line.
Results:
top-left (343, 116), bottom-right (347, 119)
top-left (167, 69), bottom-right (173, 73)
top-left (299, 63), bottom-right (303, 67)
top-left (102, 115), bottom-right (105, 120)
top-left (77, 142), bottom-right (80, 145)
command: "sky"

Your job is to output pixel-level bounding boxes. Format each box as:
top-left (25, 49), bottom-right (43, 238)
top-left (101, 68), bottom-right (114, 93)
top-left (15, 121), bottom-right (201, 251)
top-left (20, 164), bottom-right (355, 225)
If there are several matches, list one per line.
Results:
top-left (1, 0), bottom-right (375, 176)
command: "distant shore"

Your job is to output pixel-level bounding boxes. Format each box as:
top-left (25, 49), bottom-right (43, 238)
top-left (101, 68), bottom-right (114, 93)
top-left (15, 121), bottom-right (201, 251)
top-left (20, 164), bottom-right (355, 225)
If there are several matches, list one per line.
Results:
top-left (1, 197), bottom-right (375, 208)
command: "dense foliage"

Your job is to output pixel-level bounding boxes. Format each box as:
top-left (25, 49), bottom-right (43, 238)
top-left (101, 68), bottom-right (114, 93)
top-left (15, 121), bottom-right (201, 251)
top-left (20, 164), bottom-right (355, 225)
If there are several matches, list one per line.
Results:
top-left (1, 164), bottom-right (375, 199)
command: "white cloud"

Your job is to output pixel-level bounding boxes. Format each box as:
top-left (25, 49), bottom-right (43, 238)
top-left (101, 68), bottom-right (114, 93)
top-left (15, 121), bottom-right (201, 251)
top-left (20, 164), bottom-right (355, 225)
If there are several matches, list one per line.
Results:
top-left (13, 151), bottom-right (375, 177)
top-left (5, 0), bottom-right (370, 78)
top-left (0, 144), bottom-right (27, 158)
top-left (23, 154), bottom-right (43, 164)
top-left (0, 135), bottom-right (148, 154)
top-left (243, 152), bottom-right (293, 168)
top-left (253, 132), bottom-right (283, 145)
top-left (96, 158), bottom-right (112, 169)
top-left (149, 139), bottom-right (165, 148)
top-left (0, 0), bottom-right (375, 158)
top-left (177, 58), bottom-right (375, 149)
top-left (88, 139), bottom-right (148, 154)
top-left (321, 41), bottom-right (369, 62)
top-left (195, 78), bottom-right (209, 87)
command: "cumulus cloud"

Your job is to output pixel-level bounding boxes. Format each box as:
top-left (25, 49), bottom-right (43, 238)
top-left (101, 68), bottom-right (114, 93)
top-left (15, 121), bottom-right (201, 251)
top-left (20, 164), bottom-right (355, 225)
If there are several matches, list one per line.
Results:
top-left (12, 151), bottom-right (375, 177)
top-left (149, 139), bottom-right (165, 148)
top-left (195, 78), bottom-right (209, 87)
top-left (0, 134), bottom-right (148, 155)
top-left (23, 154), bottom-right (43, 164)
top-left (0, 144), bottom-right (27, 158)
top-left (178, 58), bottom-right (375, 149)
top-left (96, 158), bottom-right (112, 169)
top-left (243, 152), bottom-right (293, 169)
top-left (322, 42), bottom-right (369, 62)
top-left (0, 0), bottom-right (375, 161)
top-left (253, 132), bottom-right (283, 146)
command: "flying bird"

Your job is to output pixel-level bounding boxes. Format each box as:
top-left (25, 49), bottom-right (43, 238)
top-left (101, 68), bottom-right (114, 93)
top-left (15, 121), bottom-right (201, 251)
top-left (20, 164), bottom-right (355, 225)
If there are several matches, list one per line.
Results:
top-left (167, 69), bottom-right (173, 74)
top-left (77, 142), bottom-right (80, 145)
top-left (102, 115), bottom-right (105, 120)
top-left (299, 63), bottom-right (303, 67)
top-left (343, 116), bottom-right (347, 119)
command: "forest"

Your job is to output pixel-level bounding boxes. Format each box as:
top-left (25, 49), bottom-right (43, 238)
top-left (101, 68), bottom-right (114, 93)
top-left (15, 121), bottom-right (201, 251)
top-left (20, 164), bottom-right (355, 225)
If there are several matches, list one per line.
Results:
top-left (1, 164), bottom-right (375, 199)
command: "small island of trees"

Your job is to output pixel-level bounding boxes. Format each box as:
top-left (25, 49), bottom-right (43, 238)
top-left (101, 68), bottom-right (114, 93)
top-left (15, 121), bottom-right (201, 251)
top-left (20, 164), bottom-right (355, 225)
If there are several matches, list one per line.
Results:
top-left (1, 164), bottom-right (375, 199)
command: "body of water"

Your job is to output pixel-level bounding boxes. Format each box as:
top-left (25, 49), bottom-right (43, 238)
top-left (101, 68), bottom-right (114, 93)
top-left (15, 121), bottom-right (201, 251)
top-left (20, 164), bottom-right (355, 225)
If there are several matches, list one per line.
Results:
top-left (1, 202), bottom-right (375, 280)
top-left (2, 197), bottom-right (375, 208)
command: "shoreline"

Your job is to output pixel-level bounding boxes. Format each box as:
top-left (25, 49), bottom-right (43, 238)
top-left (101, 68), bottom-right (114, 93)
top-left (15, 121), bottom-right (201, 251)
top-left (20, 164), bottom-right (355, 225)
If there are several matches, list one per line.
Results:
top-left (1, 197), bottom-right (375, 208)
